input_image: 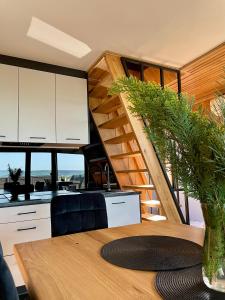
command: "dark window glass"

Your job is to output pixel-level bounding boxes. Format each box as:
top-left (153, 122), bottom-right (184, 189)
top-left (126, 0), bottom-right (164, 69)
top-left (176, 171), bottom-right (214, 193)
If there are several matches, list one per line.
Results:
top-left (126, 61), bottom-right (141, 79)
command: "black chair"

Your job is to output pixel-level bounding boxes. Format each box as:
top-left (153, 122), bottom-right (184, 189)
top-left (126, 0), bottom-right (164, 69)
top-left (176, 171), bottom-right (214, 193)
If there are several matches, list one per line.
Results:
top-left (0, 243), bottom-right (29, 300)
top-left (34, 181), bottom-right (45, 192)
top-left (51, 193), bottom-right (108, 237)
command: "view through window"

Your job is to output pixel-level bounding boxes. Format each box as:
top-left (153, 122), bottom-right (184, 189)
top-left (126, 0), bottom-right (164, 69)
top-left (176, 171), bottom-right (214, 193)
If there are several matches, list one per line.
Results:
top-left (57, 153), bottom-right (85, 190)
top-left (31, 152), bottom-right (51, 191)
top-left (0, 151), bottom-right (85, 191)
top-left (0, 152), bottom-right (25, 189)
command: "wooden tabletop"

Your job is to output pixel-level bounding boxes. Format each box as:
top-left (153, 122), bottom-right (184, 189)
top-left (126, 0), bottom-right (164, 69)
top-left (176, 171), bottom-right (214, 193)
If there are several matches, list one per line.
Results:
top-left (14, 221), bottom-right (204, 300)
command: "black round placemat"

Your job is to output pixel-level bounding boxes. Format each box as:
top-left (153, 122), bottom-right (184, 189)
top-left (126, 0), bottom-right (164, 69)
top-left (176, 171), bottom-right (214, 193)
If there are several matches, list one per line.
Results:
top-left (100, 235), bottom-right (202, 271)
top-left (155, 265), bottom-right (225, 300)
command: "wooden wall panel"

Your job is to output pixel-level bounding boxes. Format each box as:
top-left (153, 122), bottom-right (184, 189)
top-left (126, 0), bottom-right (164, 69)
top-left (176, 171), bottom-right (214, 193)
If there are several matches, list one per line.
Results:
top-left (181, 43), bottom-right (225, 109)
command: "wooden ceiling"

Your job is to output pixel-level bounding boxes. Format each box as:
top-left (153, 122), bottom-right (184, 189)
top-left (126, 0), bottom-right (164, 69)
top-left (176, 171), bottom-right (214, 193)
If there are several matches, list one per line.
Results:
top-left (180, 43), bottom-right (225, 110)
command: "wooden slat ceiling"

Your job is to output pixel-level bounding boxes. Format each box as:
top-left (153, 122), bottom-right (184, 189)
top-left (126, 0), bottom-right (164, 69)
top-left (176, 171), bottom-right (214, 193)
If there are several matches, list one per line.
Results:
top-left (180, 43), bottom-right (225, 109)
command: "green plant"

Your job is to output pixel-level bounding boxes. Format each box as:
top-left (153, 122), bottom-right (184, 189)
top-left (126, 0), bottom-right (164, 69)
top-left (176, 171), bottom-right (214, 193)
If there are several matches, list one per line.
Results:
top-left (109, 76), bottom-right (225, 286)
top-left (8, 164), bottom-right (22, 183)
top-left (110, 76), bottom-right (225, 206)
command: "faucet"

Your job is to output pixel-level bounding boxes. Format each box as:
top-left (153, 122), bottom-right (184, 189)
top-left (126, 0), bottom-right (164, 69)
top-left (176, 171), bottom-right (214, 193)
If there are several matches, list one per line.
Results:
top-left (104, 163), bottom-right (111, 192)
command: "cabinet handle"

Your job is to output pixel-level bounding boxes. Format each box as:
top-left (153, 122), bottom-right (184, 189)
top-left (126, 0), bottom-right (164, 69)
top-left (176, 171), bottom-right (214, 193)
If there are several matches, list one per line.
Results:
top-left (17, 226), bottom-right (37, 231)
top-left (30, 137), bottom-right (46, 140)
top-left (0, 135), bottom-right (6, 138)
top-left (17, 211), bottom-right (36, 215)
top-left (66, 138), bottom-right (80, 141)
top-left (111, 201), bottom-right (126, 205)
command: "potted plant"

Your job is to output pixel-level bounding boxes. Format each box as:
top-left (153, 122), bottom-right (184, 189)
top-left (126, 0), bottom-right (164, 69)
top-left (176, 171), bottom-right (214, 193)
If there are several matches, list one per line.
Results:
top-left (110, 76), bottom-right (225, 293)
top-left (7, 164), bottom-right (22, 200)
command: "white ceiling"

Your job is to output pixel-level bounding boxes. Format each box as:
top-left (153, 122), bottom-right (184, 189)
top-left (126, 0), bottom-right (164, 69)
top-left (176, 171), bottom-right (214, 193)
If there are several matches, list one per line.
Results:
top-left (0, 0), bottom-right (224, 71)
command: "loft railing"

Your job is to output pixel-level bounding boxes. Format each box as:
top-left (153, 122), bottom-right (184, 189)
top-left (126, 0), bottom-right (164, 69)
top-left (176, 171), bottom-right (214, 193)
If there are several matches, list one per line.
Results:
top-left (121, 57), bottom-right (189, 224)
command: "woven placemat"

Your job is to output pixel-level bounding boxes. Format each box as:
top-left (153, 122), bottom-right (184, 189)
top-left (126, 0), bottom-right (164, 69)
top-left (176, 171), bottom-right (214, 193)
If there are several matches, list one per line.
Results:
top-left (101, 235), bottom-right (202, 271)
top-left (155, 265), bottom-right (224, 300)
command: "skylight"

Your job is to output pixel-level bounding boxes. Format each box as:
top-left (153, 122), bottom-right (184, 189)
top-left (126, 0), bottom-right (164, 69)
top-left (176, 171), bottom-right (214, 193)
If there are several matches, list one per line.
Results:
top-left (27, 17), bottom-right (91, 58)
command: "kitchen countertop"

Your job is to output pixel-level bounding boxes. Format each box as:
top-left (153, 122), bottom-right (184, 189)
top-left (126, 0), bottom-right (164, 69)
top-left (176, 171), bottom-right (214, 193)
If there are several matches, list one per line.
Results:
top-left (0, 190), bottom-right (140, 208)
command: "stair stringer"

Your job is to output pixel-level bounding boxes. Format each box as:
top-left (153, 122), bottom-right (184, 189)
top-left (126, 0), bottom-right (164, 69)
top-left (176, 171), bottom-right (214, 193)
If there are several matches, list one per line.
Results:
top-left (104, 53), bottom-right (182, 224)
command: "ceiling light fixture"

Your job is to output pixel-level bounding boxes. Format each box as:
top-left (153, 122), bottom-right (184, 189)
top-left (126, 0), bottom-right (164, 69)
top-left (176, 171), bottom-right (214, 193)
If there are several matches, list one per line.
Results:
top-left (27, 17), bottom-right (91, 58)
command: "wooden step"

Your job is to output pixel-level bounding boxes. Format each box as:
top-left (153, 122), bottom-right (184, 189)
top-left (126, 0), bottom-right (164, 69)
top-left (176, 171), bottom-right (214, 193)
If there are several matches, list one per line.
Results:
top-left (104, 132), bottom-right (135, 144)
top-left (88, 67), bottom-right (110, 84)
top-left (122, 184), bottom-right (155, 190)
top-left (92, 95), bottom-right (121, 114)
top-left (141, 200), bottom-right (161, 207)
top-left (110, 151), bottom-right (141, 160)
top-left (116, 169), bottom-right (148, 174)
top-left (142, 213), bottom-right (167, 221)
top-left (88, 72), bottom-right (112, 92)
top-left (99, 114), bottom-right (128, 129)
top-left (89, 85), bottom-right (108, 98)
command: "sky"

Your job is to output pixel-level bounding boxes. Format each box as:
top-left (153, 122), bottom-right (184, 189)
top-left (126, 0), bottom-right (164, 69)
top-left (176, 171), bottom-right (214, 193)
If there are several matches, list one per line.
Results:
top-left (0, 152), bottom-right (84, 171)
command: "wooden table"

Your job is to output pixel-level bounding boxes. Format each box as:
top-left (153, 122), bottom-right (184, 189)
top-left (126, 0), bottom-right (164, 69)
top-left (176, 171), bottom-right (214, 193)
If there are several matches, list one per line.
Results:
top-left (14, 221), bottom-right (204, 300)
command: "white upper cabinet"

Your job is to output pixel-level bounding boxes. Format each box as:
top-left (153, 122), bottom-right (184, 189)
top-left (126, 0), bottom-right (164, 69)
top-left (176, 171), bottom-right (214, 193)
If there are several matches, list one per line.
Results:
top-left (0, 64), bottom-right (18, 142)
top-left (19, 68), bottom-right (56, 143)
top-left (56, 74), bottom-right (89, 144)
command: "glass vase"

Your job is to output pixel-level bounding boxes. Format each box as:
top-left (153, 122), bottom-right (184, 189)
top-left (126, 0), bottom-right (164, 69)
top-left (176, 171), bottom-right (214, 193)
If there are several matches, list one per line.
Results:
top-left (202, 203), bottom-right (225, 293)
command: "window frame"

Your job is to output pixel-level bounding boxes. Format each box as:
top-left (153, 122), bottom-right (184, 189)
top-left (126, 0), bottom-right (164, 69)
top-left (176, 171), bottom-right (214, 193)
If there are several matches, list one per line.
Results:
top-left (0, 148), bottom-right (85, 191)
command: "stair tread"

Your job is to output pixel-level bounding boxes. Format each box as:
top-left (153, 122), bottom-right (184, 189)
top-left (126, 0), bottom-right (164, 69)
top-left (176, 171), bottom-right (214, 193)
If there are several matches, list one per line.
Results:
top-left (99, 114), bottom-right (128, 129)
top-left (88, 68), bottom-right (111, 91)
top-left (141, 200), bottom-right (161, 207)
top-left (142, 213), bottom-right (167, 221)
top-left (89, 85), bottom-right (108, 98)
top-left (116, 169), bottom-right (148, 173)
top-left (110, 151), bottom-right (141, 159)
top-left (104, 132), bottom-right (135, 144)
top-left (92, 95), bottom-right (121, 114)
top-left (122, 184), bottom-right (155, 190)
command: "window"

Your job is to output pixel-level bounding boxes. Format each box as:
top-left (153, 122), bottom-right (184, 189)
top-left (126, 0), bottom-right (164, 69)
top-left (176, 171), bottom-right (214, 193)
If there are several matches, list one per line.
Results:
top-left (31, 152), bottom-right (51, 191)
top-left (0, 152), bottom-right (25, 189)
top-left (144, 66), bottom-right (160, 84)
top-left (163, 70), bottom-right (178, 92)
top-left (57, 153), bottom-right (85, 189)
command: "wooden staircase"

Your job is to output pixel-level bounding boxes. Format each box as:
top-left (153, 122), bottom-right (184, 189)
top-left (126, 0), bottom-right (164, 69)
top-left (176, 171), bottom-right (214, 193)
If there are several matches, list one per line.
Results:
top-left (88, 52), bottom-right (182, 224)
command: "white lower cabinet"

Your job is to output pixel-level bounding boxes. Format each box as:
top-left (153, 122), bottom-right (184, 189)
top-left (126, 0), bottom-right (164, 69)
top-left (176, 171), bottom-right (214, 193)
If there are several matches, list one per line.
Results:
top-left (0, 203), bottom-right (51, 286)
top-left (0, 218), bottom-right (51, 256)
top-left (0, 203), bottom-right (50, 224)
top-left (105, 194), bottom-right (141, 228)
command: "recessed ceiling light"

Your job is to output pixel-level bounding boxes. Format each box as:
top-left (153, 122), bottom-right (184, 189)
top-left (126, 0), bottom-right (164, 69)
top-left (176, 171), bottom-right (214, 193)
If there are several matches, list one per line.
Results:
top-left (27, 17), bottom-right (91, 58)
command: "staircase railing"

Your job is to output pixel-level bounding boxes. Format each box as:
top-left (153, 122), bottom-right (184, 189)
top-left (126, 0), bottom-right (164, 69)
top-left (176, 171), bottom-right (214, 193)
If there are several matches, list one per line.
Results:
top-left (121, 57), bottom-right (188, 224)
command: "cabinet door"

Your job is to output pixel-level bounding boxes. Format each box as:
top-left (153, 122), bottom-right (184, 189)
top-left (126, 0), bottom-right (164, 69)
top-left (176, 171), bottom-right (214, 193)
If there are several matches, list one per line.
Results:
top-left (0, 64), bottom-right (18, 142)
top-left (0, 203), bottom-right (50, 224)
top-left (105, 194), bottom-right (141, 228)
top-left (0, 218), bottom-right (51, 256)
top-left (56, 75), bottom-right (89, 144)
top-left (19, 68), bottom-right (56, 143)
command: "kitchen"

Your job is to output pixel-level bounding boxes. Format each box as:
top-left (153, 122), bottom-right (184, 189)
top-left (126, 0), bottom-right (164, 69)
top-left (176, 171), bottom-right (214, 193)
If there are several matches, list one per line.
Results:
top-left (0, 1), bottom-right (225, 299)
